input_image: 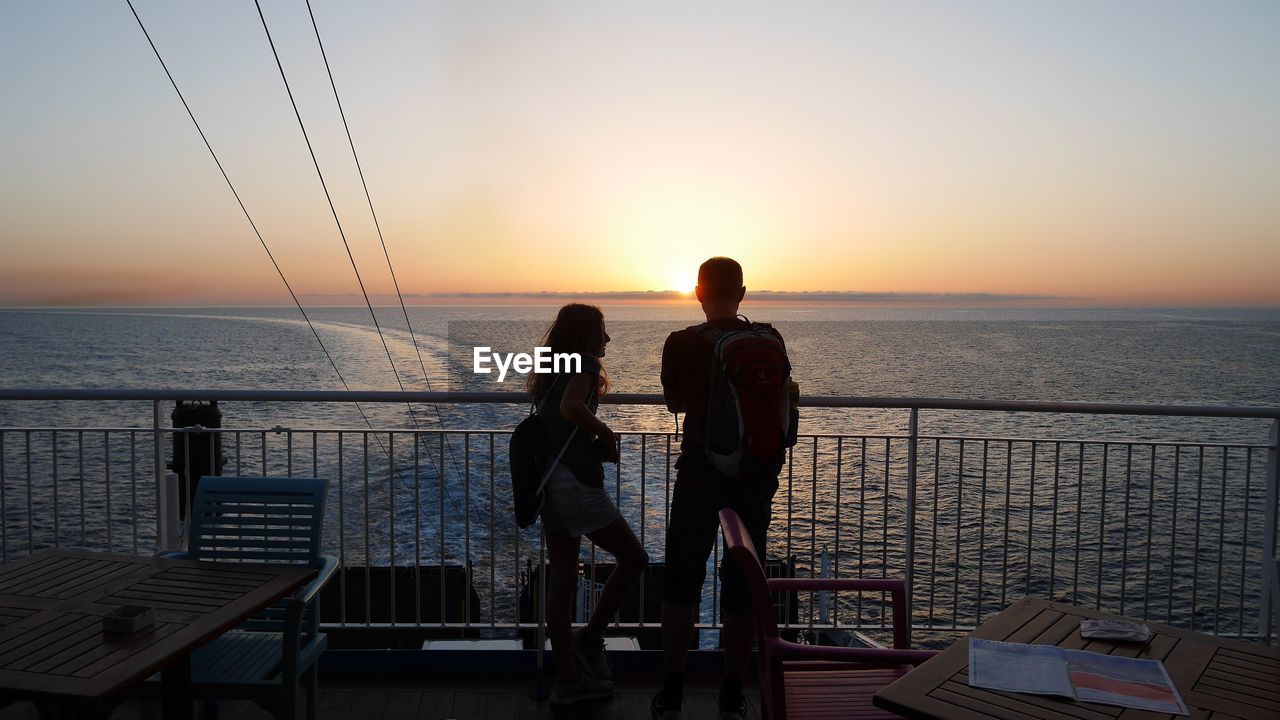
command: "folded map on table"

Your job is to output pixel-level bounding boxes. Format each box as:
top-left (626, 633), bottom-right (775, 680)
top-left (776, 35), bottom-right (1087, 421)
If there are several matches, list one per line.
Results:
top-left (967, 638), bottom-right (1188, 715)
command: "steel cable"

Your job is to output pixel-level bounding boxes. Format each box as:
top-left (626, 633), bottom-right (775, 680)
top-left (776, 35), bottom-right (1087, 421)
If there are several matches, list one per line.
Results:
top-left (253, 1), bottom-right (467, 514)
top-left (303, 0), bottom-right (469, 485)
top-left (251, 0), bottom-right (423, 431)
top-left (125, 0), bottom-right (392, 459)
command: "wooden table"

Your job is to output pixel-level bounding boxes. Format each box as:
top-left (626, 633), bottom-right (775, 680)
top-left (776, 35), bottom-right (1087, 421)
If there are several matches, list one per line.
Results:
top-left (874, 597), bottom-right (1280, 720)
top-left (0, 548), bottom-right (315, 719)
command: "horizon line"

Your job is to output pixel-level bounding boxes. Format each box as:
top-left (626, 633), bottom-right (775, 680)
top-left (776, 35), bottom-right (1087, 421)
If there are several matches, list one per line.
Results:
top-left (302, 289), bottom-right (1075, 302)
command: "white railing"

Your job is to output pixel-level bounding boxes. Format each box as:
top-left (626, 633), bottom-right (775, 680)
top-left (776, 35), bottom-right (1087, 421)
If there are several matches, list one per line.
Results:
top-left (0, 389), bottom-right (1276, 644)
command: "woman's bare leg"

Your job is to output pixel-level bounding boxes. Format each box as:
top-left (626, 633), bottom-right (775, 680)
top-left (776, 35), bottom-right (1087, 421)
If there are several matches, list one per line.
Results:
top-left (544, 526), bottom-right (582, 682)
top-left (583, 516), bottom-right (650, 642)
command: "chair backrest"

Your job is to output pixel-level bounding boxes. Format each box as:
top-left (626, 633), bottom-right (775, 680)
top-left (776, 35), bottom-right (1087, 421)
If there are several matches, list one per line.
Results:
top-left (718, 508), bottom-right (780, 640)
top-left (189, 476), bottom-right (327, 566)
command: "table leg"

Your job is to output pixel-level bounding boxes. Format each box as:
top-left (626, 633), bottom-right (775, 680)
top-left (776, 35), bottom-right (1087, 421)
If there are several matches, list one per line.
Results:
top-left (161, 655), bottom-right (193, 720)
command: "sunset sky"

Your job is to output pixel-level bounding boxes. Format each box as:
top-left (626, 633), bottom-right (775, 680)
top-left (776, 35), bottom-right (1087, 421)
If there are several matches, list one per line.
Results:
top-left (2, 2), bottom-right (1278, 306)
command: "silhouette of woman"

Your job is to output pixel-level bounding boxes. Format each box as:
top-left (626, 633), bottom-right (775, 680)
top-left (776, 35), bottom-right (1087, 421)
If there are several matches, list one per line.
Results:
top-left (527, 303), bottom-right (649, 705)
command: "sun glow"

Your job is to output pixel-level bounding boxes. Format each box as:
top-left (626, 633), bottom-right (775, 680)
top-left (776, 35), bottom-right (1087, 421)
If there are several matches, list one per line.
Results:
top-left (602, 184), bottom-right (776, 296)
top-left (673, 271), bottom-right (698, 295)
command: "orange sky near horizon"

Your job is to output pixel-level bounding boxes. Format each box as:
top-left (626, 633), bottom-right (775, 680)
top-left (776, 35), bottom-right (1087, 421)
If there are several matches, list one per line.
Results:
top-left (2, 3), bottom-right (1278, 308)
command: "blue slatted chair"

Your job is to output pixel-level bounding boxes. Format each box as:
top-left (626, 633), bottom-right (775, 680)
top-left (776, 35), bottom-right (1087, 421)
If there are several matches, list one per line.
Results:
top-left (162, 476), bottom-right (337, 720)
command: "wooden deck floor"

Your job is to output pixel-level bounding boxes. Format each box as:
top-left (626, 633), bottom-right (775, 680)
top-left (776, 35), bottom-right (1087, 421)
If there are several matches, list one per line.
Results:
top-left (0, 675), bottom-right (762, 719)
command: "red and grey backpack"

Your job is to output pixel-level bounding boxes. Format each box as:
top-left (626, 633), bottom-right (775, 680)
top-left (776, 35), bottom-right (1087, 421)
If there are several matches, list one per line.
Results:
top-left (693, 318), bottom-right (795, 478)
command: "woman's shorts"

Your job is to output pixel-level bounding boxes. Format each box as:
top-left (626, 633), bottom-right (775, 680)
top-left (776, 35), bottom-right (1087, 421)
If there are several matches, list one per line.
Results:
top-left (541, 463), bottom-right (620, 538)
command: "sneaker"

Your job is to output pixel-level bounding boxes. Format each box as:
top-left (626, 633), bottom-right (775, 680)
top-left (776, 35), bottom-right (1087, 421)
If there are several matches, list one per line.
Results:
top-left (718, 693), bottom-right (747, 720)
top-left (650, 692), bottom-right (681, 720)
top-left (550, 673), bottom-right (614, 706)
top-left (571, 628), bottom-right (612, 680)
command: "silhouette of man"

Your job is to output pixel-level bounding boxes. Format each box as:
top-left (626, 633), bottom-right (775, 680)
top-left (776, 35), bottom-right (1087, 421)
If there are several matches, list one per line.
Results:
top-left (653, 257), bottom-right (786, 720)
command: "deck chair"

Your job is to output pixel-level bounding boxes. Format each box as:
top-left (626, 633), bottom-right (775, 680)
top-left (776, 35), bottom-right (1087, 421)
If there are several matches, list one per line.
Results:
top-left (718, 509), bottom-right (937, 720)
top-left (163, 476), bottom-right (338, 720)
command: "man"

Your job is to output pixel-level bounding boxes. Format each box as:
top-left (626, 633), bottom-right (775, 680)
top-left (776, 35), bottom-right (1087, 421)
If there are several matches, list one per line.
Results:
top-left (653, 257), bottom-right (787, 720)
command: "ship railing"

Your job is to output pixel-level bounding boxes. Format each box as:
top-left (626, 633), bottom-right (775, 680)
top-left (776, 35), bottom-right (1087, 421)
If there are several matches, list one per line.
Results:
top-left (0, 388), bottom-right (1276, 645)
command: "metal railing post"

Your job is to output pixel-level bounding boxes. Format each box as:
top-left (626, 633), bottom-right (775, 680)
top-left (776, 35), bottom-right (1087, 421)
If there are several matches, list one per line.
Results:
top-left (153, 401), bottom-right (181, 552)
top-left (153, 400), bottom-right (166, 551)
top-left (1261, 418), bottom-right (1278, 641)
top-left (905, 407), bottom-right (918, 622)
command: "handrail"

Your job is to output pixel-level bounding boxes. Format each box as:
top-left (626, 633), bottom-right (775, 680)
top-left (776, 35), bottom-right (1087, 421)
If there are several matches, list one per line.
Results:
top-left (2, 388), bottom-right (1279, 420)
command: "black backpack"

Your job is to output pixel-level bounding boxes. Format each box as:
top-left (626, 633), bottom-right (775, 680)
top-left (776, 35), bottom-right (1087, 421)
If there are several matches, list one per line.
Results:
top-left (693, 319), bottom-right (796, 478)
top-left (509, 376), bottom-right (580, 528)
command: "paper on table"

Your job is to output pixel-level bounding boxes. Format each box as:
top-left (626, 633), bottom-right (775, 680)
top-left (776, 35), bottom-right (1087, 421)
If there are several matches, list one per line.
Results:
top-left (1063, 649), bottom-right (1189, 715)
top-left (967, 638), bottom-right (1190, 716)
top-left (968, 638), bottom-right (1075, 697)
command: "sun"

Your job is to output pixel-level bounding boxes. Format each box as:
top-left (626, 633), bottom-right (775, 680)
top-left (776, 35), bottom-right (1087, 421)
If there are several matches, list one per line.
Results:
top-left (672, 271), bottom-right (698, 295)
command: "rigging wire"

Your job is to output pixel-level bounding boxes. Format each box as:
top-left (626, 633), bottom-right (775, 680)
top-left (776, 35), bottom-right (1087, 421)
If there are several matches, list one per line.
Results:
top-left (303, 0), bottom-right (469, 484)
top-left (252, 0), bottom-right (467, 514)
top-left (251, 0), bottom-right (427, 436)
top-left (126, 2), bottom-right (447, 518)
top-left (124, 0), bottom-right (392, 460)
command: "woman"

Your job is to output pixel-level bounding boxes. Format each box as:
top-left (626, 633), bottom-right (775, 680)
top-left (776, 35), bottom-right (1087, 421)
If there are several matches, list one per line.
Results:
top-left (527, 303), bottom-right (649, 706)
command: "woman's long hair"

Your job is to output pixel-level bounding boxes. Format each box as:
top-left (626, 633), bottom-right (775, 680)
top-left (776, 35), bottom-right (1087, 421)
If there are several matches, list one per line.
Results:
top-left (527, 303), bottom-right (609, 399)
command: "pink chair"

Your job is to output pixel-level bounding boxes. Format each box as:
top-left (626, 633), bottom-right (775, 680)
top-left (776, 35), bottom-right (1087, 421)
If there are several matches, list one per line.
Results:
top-left (718, 509), bottom-right (938, 720)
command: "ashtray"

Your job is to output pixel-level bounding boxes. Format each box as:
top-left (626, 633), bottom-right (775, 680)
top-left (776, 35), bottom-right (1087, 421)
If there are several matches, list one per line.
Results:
top-left (103, 605), bottom-right (154, 634)
top-left (1079, 618), bottom-right (1150, 642)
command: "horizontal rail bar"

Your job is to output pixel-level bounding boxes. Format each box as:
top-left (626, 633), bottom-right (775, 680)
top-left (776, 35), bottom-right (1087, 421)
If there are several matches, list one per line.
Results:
top-left (6, 427), bottom-right (1266, 450)
top-left (2, 387), bottom-right (1278, 419)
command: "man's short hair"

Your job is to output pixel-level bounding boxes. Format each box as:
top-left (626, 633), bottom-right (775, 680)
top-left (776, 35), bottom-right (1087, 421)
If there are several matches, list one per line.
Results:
top-left (697, 257), bottom-right (743, 300)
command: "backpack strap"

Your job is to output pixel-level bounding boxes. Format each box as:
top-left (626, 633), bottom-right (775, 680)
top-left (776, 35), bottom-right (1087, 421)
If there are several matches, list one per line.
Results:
top-left (536, 426), bottom-right (578, 496)
top-left (534, 375), bottom-right (598, 496)
top-left (690, 321), bottom-right (725, 348)
top-left (533, 373), bottom-right (564, 415)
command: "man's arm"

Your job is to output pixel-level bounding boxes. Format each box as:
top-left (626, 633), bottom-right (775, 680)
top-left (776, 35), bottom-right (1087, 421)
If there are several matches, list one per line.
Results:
top-left (660, 332), bottom-right (685, 413)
